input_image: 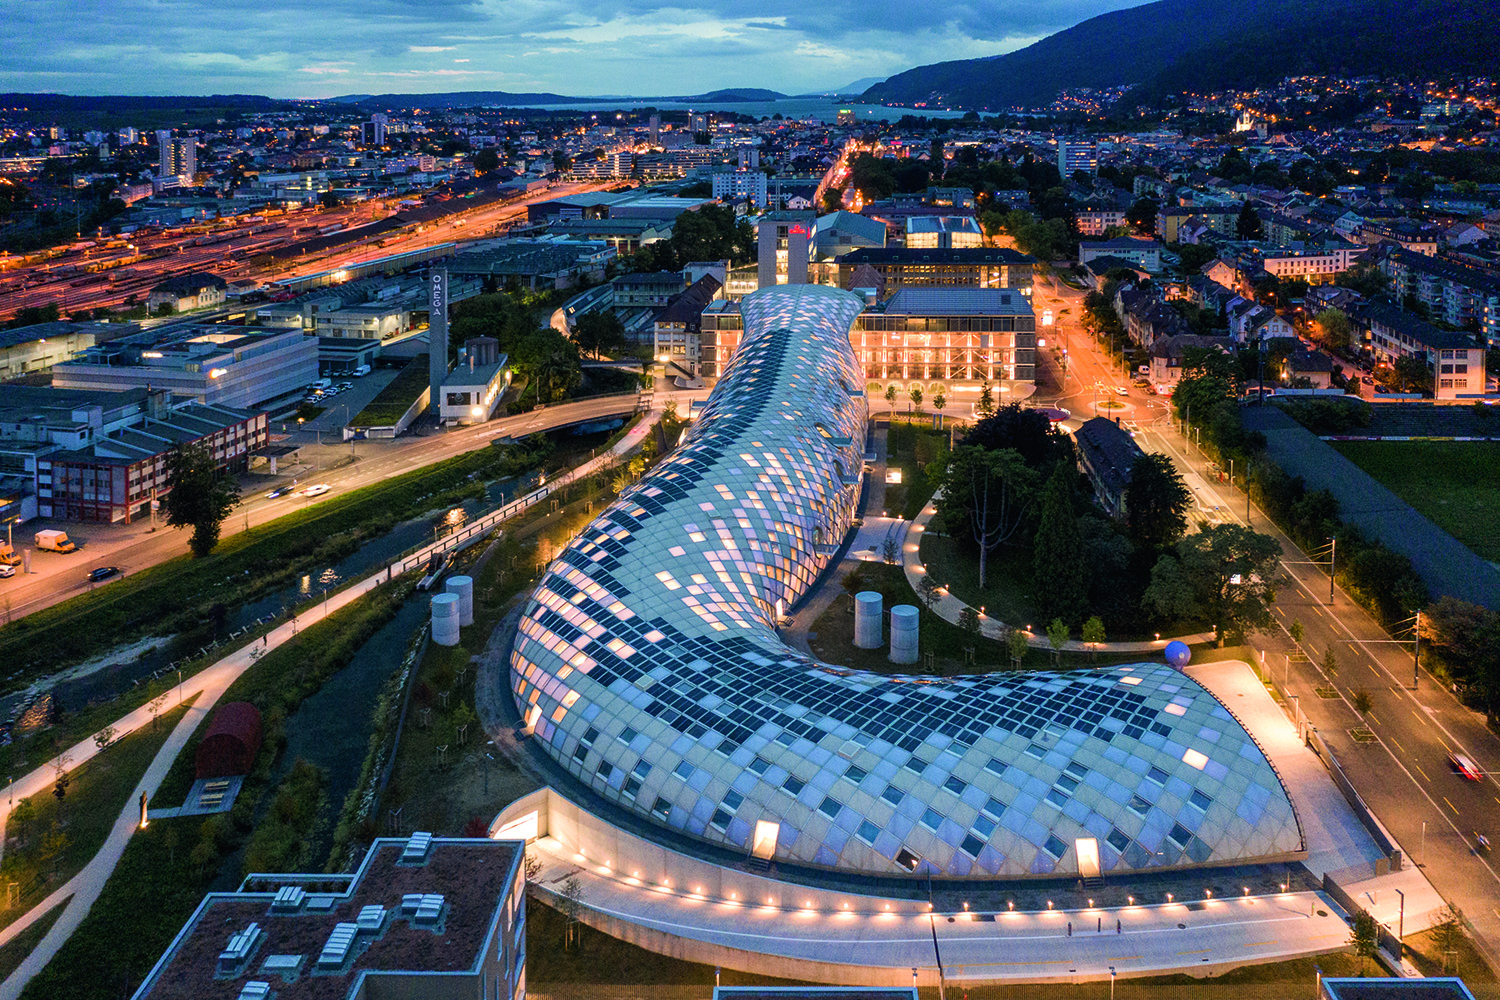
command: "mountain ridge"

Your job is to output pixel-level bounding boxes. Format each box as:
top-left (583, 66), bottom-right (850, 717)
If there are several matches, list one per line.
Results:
top-left (861, 0), bottom-right (1500, 110)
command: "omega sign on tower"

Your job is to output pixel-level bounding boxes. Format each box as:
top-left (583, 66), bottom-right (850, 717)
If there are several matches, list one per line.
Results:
top-left (428, 269), bottom-right (449, 417)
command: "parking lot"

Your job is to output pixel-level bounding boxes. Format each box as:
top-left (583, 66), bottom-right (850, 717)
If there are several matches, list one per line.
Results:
top-left (286, 368), bottom-right (399, 435)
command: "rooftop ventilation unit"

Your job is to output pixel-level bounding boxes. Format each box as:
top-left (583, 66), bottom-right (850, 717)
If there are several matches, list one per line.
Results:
top-left (217, 922), bottom-right (262, 976)
top-left (317, 923), bottom-right (358, 969)
top-left (402, 893), bottom-right (446, 924)
top-left (271, 886), bottom-right (305, 911)
top-left (238, 983), bottom-right (271, 1000)
top-left (356, 904), bottom-right (386, 931)
top-left (400, 831), bottom-right (433, 864)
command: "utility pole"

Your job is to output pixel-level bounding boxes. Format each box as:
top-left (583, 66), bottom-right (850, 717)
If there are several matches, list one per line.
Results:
top-left (1412, 610), bottom-right (1421, 689)
top-left (1328, 537), bottom-right (1336, 605)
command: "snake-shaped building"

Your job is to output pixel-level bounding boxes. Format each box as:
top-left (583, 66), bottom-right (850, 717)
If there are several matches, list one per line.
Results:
top-left (509, 283), bottom-right (1302, 879)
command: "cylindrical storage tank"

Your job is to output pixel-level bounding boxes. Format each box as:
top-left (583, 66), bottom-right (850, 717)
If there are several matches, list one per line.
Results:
top-left (889, 604), bottom-right (920, 664)
top-left (445, 575), bottom-right (475, 626)
top-left (431, 592), bottom-right (461, 647)
top-left (854, 591), bottom-right (883, 649)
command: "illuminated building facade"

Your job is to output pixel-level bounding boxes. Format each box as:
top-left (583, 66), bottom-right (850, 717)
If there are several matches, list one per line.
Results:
top-left (507, 284), bottom-right (1303, 879)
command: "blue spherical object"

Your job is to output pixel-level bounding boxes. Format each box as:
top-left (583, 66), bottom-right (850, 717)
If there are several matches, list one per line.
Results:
top-left (1164, 640), bottom-right (1191, 667)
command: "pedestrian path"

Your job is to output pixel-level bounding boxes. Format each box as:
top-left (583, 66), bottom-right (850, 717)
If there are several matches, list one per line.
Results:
top-left (0, 408), bottom-right (661, 999)
top-left (900, 490), bottom-right (1217, 653)
top-left (525, 826), bottom-right (1349, 986)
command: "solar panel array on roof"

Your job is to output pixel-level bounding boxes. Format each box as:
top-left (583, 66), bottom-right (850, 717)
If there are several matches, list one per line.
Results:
top-left (508, 284), bottom-right (1301, 878)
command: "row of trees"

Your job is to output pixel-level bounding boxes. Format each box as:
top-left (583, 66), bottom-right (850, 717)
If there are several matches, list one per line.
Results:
top-left (1172, 347), bottom-right (1431, 631)
top-left (930, 401), bottom-right (1275, 638)
top-left (623, 203), bottom-right (754, 274)
top-left (448, 292), bottom-right (584, 404)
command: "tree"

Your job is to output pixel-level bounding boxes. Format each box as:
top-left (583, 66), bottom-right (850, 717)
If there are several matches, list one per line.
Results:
top-left (1172, 347), bottom-right (1241, 426)
top-left (1312, 308), bottom-right (1351, 352)
top-left (908, 386), bottom-right (923, 412)
top-left (1081, 616), bottom-right (1106, 661)
top-left (918, 572), bottom-right (939, 611)
top-left (1351, 688), bottom-right (1373, 714)
top-left (93, 724), bottom-right (117, 751)
top-left (1046, 618), bottom-right (1069, 664)
top-left (932, 390), bottom-right (946, 426)
top-left (1235, 202), bottom-right (1262, 240)
top-left (936, 447), bottom-right (1037, 590)
top-left (958, 605), bottom-right (981, 638)
top-left (514, 327), bottom-right (582, 403)
top-left (1321, 647), bottom-right (1339, 679)
top-left (962, 402), bottom-right (1071, 471)
top-left (884, 384), bottom-right (898, 407)
top-left (1124, 453), bottom-right (1193, 551)
top-left (1393, 353), bottom-right (1432, 395)
top-left (976, 378), bottom-right (995, 418)
top-left (1431, 903), bottom-right (1466, 969)
top-left (449, 292), bottom-right (539, 359)
top-left (1007, 628), bottom-right (1029, 667)
top-left (1348, 909), bottom-right (1380, 973)
top-left (1125, 197), bottom-right (1159, 235)
top-left (162, 442), bottom-right (241, 557)
top-left (1143, 524), bottom-right (1282, 643)
top-left (1032, 466), bottom-right (1087, 624)
top-left (1289, 620), bottom-right (1305, 644)
top-left (571, 310), bottom-right (626, 360)
top-left (472, 147), bottom-right (500, 174)
top-left (560, 875), bottom-right (585, 949)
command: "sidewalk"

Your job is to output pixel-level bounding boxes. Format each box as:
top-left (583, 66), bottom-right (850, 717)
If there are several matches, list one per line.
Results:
top-left (899, 490), bottom-right (1217, 653)
top-left (0, 407), bottom-right (662, 998)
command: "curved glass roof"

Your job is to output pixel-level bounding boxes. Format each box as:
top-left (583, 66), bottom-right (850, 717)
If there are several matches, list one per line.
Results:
top-left (509, 284), bottom-right (1302, 878)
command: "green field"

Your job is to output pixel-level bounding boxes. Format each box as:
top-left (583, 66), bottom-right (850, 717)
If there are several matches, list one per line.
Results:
top-left (1331, 440), bottom-right (1500, 562)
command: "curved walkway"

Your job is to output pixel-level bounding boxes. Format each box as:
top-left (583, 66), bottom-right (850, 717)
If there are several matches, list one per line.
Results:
top-left (900, 490), bottom-right (1217, 653)
top-left (0, 409), bottom-right (661, 999)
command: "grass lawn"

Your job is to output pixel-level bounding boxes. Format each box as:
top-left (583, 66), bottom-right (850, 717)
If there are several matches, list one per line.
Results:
top-left (351, 354), bottom-right (430, 427)
top-left (0, 898), bottom-right (67, 983)
top-left (526, 898), bottom-right (808, 987)
top-left (880, 417), bottom-right (947, 520)
top-left (809, 562), bottom-right (1157, 676)
top-left (18, 814), bottom-right (212, 1000)
top-left (378, 418), bottom-right (675, 838)
top-left (381, 477), bottom-right (637, 837)
top-left (1330, 440), bottom-right (1500, 562)
top-left (0, 697), bottom-right (196, 932)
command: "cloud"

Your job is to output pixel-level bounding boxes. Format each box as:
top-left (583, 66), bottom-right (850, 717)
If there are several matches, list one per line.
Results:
top-left (0, 0), bottom-right (1151, 98)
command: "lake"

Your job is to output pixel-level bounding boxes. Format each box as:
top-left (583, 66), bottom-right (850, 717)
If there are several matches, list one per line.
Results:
top-left (511, 98), bottom-right (970, 123)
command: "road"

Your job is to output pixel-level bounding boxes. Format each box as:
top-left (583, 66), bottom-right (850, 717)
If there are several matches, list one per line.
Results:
top-left (0, 389), bottom-right (702, 622)
top-left (1033, 271), bottom-right (1500, 971)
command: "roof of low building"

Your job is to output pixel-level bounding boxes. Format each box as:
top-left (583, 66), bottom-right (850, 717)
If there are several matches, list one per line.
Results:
top-left (133, 837), bottom-right (523, 1000)
top-left (1075, 416), bottom-right (1146, 497)
top-left (150, 272), bottom-right (228, 295)
top-left (836, 247), bottom-right (1033, 265)
top-left (1364, 301), bottom-right (1481, 350)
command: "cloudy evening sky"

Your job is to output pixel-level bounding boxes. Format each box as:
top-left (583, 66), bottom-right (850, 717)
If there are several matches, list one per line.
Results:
top-left (1, 0), bottom-right (1147, 97)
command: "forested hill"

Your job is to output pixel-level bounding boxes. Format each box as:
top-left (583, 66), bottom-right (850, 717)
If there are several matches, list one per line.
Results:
top-left (861, 0), bottom-right (1500, 111)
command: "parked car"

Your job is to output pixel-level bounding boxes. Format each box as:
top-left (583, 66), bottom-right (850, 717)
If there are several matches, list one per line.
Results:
top-left (1450, 752), bottom-right (1483, 781)
top-left (300, 483), bottom-right (332, 497)
top-left (88, 566), bottom-right (120, 582)
top-left (0, 563), bottom-right (15, 579)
